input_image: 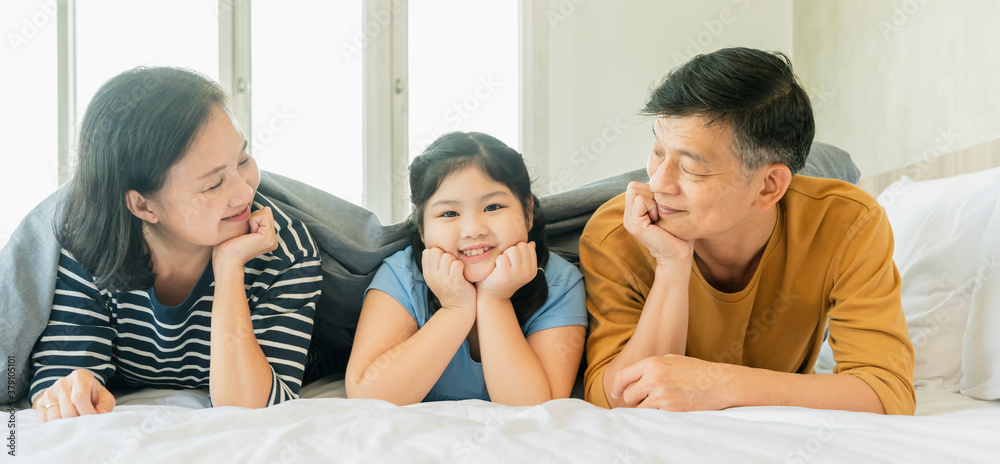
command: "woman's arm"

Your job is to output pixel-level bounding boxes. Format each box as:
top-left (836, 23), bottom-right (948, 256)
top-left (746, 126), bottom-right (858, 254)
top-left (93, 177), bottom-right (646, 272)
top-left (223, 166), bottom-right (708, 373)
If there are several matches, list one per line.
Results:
top-left (208, 207), bottom-right (280, 408)
top-left (345, 290), bottom-right (474, 405)
top-left (30, 248), bottom-right (117, 422)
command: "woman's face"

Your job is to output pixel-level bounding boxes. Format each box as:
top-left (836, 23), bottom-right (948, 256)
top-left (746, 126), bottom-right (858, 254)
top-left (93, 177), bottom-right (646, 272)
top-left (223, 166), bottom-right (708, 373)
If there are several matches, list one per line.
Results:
top-left (141, 106), bottom-right (260, 251)
top-left (421, 166), bottom-right (531, 283)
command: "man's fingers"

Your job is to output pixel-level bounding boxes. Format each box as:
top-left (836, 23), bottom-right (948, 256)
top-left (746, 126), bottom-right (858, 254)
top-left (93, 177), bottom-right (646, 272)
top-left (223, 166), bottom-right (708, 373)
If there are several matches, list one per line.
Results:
top-left (620, 381), bottom-right (648, 407)
top-left (611, 362), bottom-right (645, 399)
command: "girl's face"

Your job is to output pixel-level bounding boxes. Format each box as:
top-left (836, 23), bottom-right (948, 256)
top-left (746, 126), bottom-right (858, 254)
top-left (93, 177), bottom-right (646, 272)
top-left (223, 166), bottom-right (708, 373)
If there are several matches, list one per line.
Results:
top-left (421, 166), bottom-right (531, 283)
top-left (140, 106), bottom-right (260, 252)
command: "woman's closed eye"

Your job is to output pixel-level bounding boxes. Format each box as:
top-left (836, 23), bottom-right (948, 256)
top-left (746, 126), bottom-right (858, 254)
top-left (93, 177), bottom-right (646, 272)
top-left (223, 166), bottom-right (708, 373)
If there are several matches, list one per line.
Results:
top-left (207, 179), bottom-right (223, 191)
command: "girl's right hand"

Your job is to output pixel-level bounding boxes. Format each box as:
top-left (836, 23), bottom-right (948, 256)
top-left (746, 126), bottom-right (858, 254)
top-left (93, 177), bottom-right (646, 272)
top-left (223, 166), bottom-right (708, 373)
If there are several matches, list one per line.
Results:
top-left (33, 369), bottom-right (115, 423)
top-left (422, 247), bottom-right (477, 314)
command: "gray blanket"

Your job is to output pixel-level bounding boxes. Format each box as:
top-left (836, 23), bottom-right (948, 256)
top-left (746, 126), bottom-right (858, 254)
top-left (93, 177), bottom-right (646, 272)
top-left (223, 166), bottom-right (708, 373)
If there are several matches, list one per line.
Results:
top-left (0, 142), bottom-right (858, 401)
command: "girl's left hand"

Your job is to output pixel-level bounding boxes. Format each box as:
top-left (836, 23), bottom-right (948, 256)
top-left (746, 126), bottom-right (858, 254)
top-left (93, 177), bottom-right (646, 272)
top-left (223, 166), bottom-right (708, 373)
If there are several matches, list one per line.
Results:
top-left (213, 206), bottom-right (279, 269)
top-left (477, 241), bottom-right (538, 300)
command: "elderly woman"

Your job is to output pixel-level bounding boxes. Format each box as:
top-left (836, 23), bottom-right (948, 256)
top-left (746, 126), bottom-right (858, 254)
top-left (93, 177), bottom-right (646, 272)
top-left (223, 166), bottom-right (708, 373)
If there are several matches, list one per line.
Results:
top-left (29, 67), bottom-right (322, 421)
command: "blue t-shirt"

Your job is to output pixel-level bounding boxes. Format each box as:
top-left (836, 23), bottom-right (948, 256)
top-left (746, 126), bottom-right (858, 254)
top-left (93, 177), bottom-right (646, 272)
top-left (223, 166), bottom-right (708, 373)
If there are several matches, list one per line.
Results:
top-left (367, 246), bottom-right (588, 402)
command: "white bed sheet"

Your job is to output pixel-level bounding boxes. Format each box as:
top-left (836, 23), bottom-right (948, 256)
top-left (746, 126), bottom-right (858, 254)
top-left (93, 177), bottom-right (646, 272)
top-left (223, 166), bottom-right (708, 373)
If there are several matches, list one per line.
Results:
top-left (11, 379), bottom-right (1000, 464)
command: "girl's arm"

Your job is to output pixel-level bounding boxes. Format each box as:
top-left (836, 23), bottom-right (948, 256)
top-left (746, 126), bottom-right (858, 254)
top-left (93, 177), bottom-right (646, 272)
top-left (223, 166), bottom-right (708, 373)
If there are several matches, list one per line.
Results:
top-left (476, 242), bottom-right (586, 405)
top-left (345, 247), bottom-right (477, 405)
top-left (345, 290), bottom-right (474, 405)
top-left (477, 295), bottom-right (585, 405)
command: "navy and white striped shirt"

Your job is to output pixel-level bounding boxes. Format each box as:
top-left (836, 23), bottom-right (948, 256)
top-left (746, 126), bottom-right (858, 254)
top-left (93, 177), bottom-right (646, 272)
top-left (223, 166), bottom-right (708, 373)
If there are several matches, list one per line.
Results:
top-left (29, 193), bottom-right (322, 406)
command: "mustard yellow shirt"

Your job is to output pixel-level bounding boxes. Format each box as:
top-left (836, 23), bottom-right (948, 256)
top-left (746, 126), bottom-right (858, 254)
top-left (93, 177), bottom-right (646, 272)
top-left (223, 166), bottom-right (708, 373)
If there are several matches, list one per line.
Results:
top-left (580, 175), bottom-right (916, 415)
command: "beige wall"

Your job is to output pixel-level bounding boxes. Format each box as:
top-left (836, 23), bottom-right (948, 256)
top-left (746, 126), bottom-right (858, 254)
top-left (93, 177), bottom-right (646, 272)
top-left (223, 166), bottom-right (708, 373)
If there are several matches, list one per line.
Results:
top-left (793, 0), bottom-right (1000, 179)
top-left (537, 0), bottom-right (793, 194)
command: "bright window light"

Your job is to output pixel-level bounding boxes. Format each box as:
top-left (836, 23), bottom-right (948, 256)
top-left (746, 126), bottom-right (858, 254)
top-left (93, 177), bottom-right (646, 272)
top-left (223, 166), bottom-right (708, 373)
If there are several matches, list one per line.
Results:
top-left (251, 1), bottom-right (364, 206)
top-left (0, 1), bottom-right (58, 249)
top-left (75, 0), bottom-right (219, 124)
top-left (408, 0), bottom-right (519, 159)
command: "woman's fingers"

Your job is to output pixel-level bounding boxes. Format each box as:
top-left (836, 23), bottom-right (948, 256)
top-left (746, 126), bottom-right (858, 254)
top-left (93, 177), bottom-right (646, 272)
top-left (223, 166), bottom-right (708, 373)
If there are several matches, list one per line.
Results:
top-left (35, 369), bottom-right (114, 422)
top-left (94, 382), bottom-right (116, 414)
top-left (70, 375), bottom-right (100, 416)
top-left (55, 385), bottom-right (80, 419)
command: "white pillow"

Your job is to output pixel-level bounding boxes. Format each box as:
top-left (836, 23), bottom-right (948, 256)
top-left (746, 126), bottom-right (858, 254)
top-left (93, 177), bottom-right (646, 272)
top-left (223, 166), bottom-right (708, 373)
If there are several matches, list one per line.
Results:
top-left (877, 167), bottom-right (1000, 392)
top-left (962, 193), bottom-right (1000, 400)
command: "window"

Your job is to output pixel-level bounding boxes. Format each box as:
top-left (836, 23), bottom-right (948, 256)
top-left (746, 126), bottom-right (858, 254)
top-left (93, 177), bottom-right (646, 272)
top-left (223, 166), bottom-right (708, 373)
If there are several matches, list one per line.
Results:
top-left (1, 1), bottom-right (58, 247)
top-left (75, 0), bottom-right (219, 123)
top-left (407, 0), bottom-right (519, 158)
top-left (251, 1), bottom-right (364, 206)
top-left (1, 0), bottom-right (523, 248)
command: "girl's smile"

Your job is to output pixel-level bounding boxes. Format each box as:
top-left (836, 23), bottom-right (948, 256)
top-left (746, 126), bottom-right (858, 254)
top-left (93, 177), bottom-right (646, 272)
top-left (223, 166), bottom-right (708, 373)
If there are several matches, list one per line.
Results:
top-left (421, 166), bottom-right (531, 283)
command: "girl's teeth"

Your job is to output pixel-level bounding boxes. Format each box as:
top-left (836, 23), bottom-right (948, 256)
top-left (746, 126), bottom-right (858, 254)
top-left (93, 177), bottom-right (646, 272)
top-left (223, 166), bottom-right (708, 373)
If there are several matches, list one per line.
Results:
top-left (463, 248), bottom-right (488, 256)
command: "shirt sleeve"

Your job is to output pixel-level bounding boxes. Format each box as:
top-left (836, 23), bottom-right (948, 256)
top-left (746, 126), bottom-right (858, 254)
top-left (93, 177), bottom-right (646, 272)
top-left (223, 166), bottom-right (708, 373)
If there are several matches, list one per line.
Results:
top-left (523, 261), bottom-right (588, 337)
top-left (366, 257), bottom-right (420, 323)
top-left (827, 205), bottom-right (916, 415)
top-left (29, 249), bottom-right (117, 403)
top-left (247, 254), bottom-right (322, 406)
top-left (579, 231), bottom-right (650, 409)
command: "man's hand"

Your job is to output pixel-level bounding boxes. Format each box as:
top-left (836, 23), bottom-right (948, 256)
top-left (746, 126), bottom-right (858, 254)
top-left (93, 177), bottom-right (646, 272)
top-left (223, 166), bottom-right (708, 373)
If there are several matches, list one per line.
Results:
top-left (611, 354), bottom-right (735, 411)
top-left (422, 247), bottom-right (478, 314)
top-left (477, 241), bottom-right (538, 300)
top-left (213, 206), bottom-right (279, 268)
top-left (33, 369), bottom-right (115, 422)
top-left (623, 182), bottom-right (694, 265)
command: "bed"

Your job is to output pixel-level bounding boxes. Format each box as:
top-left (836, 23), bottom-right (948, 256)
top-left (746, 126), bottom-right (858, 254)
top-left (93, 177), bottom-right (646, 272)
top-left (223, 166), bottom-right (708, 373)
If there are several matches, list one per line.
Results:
top-left (11, 377), bottom-right (1000, 463)
top-left (5, 141), bottom-right (1000, 463)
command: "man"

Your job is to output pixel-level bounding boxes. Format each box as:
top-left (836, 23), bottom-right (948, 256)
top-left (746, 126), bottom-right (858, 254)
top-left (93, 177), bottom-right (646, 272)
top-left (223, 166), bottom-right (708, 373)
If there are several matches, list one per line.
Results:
top-left (581, 47), bottom-right (915, 414)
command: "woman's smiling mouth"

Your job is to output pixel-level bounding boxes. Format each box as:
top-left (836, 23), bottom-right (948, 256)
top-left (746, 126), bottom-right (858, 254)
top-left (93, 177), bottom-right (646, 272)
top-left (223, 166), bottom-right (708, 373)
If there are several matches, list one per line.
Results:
top-left (222, 205), bottom-right (251, 222)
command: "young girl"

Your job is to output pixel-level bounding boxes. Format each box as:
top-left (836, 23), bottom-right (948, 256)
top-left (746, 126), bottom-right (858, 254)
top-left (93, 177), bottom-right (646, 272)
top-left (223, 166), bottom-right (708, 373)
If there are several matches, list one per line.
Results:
top-left (345, 132), bottom-right (587, 406)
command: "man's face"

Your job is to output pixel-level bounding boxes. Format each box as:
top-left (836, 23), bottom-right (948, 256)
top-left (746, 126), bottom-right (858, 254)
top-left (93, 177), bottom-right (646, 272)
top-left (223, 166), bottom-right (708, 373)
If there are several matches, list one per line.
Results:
top-left (646, 116), bottom-right (762, 242)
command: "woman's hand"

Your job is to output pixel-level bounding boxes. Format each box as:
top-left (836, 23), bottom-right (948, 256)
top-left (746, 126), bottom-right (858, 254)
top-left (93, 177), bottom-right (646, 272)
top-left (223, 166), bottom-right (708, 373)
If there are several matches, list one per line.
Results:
top-left (33, 369), bottom-right (115, 423)
top-left (623, 182), bottom-right (694, 265)
top-left (477, 241), bottom-right (539, 300)
top-left (212, 206), bottom-right (279, 269)
top-left (422, 247), bottom-right (477, 314)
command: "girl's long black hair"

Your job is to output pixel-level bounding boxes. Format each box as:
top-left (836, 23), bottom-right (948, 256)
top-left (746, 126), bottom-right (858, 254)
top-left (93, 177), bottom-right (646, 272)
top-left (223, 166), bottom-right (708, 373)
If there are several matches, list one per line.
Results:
top-left (407, 132), bottom-right (549, 327)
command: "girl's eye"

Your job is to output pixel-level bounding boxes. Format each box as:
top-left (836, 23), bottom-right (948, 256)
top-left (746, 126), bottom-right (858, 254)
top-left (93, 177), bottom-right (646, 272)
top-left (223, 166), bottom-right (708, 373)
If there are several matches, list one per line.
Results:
top-left (484, 204), bottom-right (503, 212)
top-left (440, 211), bottom-right (458, 218)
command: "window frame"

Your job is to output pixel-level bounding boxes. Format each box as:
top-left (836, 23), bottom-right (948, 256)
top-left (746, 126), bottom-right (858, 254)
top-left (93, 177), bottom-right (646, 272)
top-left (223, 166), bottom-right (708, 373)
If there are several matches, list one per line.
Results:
top-left (53, 0), bottom-right (540, 225)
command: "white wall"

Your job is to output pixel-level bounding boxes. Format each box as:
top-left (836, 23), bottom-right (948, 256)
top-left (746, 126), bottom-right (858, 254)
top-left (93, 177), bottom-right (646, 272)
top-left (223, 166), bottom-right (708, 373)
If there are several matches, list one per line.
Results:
top-left (536, 0), bottom-right (793, 194)
top-left (793, 0), bottom-right (1000, 178)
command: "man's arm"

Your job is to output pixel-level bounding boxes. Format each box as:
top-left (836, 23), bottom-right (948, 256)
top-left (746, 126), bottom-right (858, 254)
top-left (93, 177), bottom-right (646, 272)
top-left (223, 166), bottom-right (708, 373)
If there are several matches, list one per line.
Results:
top-left (597, 260), bottom-right (691, 408)
top-left (825, 204), bottom-right (915, 415)
top-left (606, 203), bottom-right (913, 415)
top-left (582, 185), bottom-right (696, 408)
top-left (609, 354), bottom-right (886, 413)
